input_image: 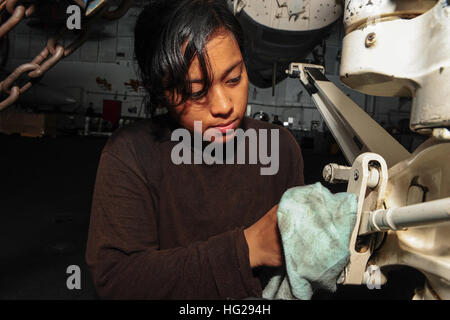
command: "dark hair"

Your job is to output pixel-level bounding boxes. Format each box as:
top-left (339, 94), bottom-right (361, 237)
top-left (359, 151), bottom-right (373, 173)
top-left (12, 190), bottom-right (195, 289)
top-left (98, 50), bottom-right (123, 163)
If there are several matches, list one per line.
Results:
top-left (134, 0), bottom-right (245, 116)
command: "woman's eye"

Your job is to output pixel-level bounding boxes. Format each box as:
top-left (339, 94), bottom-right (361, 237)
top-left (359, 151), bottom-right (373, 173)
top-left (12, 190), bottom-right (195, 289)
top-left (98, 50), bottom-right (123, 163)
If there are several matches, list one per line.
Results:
top-left (227, 75), bottom-right (241, 84)
top-left (191, 88), bottom-right (206, 99)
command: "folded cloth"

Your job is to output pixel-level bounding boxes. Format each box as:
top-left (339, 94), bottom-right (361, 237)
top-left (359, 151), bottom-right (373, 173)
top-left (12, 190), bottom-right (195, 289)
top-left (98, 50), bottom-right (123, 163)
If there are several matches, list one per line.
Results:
top-left (263, 182), bottom-right (358, 300)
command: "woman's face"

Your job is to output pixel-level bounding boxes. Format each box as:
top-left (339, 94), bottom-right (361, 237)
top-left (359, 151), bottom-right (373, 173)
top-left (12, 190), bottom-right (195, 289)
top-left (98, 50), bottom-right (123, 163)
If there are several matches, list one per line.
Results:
top-left (168, 29), bottom-right (249, 144)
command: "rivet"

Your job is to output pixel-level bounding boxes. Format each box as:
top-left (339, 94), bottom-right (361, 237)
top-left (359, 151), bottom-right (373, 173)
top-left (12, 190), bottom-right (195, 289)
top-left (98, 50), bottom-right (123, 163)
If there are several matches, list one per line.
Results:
top-left (365, 32), bottom-right (376, 48)
top-left (354, 169), bottom-right (359, 181)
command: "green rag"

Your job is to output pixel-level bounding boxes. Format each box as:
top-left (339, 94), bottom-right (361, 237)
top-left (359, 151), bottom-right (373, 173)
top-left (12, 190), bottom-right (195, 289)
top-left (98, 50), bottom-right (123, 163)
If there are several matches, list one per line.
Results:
top-left (263, 182), bottom-right (358, 300)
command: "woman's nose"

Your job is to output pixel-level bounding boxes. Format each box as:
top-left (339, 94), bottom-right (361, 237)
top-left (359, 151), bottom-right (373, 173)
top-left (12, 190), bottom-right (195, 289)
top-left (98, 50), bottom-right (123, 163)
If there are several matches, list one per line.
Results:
top-left (209, 85), bottom-right (233, 117)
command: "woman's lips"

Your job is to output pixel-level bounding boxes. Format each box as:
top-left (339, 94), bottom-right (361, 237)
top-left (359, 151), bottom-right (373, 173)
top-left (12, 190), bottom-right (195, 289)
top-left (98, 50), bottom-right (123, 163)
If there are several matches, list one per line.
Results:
top-left (212, 119), bottom-right (238, 134)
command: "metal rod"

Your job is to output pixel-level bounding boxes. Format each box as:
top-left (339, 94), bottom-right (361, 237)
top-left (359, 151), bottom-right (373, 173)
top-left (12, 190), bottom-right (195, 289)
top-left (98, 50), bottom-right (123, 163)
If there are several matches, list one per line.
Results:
top-left (369, 197), bottom-right (450, 232)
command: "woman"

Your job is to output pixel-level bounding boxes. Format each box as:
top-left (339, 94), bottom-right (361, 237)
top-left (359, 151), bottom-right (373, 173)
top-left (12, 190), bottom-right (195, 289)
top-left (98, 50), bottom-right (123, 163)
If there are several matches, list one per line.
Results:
top-left (86, 0), bottom-right (304, 299)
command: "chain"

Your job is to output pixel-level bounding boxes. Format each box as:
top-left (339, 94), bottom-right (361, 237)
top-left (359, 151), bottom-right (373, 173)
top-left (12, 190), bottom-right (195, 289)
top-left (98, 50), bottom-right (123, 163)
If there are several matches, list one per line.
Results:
top-left (0, 0), bottom-right (35, 38)
top-left (0, 1), bottom-right (8, 11)
top-left (101, 0), bottom-right (133, 20)
top-left (0, 0), bottom-right (133, 111)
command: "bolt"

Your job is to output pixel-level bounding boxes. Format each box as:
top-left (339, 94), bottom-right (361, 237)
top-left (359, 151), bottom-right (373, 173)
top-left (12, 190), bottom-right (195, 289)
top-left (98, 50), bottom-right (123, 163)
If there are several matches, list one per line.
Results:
top-left (323, 165), bottom-right (332, 182)
top-left (364, 265), bottom-right (382, 289)
top-left (337, 270), bottom-right (346, 284)
top-left (367, 167), bottom-right (380, 188)
top-left (365, 32), bottom-right (376, 48)
top-left (354, 169), bottom-right (359, 181)
top-left (432, 128), bottom-right (450, 141)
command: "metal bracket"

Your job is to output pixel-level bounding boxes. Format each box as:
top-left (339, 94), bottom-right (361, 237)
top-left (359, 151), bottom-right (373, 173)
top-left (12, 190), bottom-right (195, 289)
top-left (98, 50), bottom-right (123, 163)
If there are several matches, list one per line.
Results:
top-left (339, 152), bottom-right (388, 285)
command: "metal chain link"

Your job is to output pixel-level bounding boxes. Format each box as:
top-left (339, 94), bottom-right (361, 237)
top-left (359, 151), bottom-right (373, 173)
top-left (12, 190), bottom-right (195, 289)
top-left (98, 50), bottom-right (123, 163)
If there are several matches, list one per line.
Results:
top-left (0, 0), bottom-right (133, 111)
top-left (0, 0), bottom-right (35, 38)
top-left (0, 1), bottom-right (8, 12)
top-left (102, 0), bottom-right (133, 20)
top-left (0, 63), bottom-right (37, 110)
top-left (6, 0), bottom-right (35, 15)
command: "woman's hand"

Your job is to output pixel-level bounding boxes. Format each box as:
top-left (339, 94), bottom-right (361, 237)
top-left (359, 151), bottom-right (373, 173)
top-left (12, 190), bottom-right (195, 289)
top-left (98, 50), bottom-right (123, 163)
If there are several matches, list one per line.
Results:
top-left (244, 204), bottom-right (283, 268)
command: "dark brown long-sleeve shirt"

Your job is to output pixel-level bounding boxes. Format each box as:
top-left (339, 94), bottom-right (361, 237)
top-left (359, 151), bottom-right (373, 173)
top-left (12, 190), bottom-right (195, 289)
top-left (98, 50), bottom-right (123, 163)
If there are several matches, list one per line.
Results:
top-left (86, 114), bottom-right (304, 299)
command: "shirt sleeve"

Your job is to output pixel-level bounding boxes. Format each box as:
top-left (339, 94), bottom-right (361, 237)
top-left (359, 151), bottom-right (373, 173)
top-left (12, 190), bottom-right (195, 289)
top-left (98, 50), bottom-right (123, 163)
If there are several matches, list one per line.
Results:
top-left (284, 128), bottom-right (305, 188)
top-left (85, 141), bottom-right (261, 299)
